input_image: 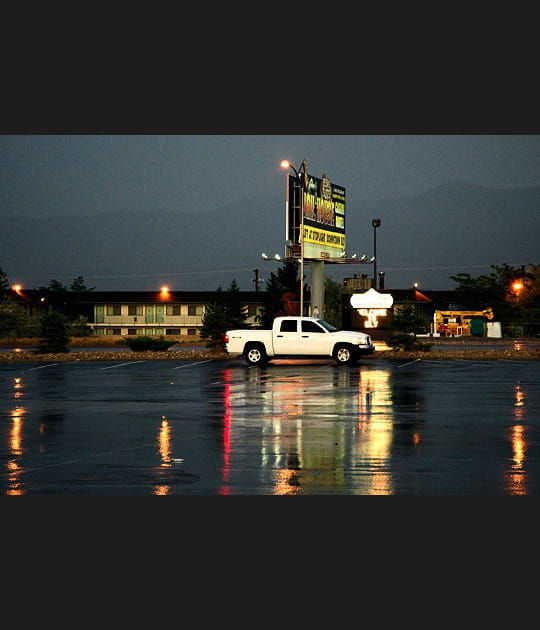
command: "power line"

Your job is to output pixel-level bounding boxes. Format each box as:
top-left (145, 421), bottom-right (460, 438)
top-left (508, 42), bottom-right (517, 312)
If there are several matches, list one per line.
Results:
top-left (380, 262), bottom-right (532, 272)
top-left (14, 268), bottom-right (256, 282)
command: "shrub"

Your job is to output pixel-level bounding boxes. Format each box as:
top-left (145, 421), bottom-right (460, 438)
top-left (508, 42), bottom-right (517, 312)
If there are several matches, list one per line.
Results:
top-left (387, 334), bottom-right (432, 351)
top-left (35, 312), bottom-right (71, 353)
top-left (121, 336), bottom-right (178, 352)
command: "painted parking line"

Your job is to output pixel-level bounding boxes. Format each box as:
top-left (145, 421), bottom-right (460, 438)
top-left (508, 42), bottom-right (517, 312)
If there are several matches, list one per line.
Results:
top-left (397, 358), bottom-right (422, 368)
top-left (27, 363), bottom-right (59, 371)
top-left (172, 360), bottom-right (213, 370)
top-left (100, 361), bottom-right (146, 370)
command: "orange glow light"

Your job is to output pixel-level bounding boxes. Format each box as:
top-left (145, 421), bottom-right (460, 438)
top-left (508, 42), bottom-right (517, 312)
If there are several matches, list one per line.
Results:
top-left (12, 284), bottom-right (22, 293)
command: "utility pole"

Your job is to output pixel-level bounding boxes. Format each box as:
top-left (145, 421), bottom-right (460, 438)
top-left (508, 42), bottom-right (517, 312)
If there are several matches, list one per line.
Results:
top-left (372, 218), bottom-right (381, 288)
top-left (252, 268), bottom-right (261, 292)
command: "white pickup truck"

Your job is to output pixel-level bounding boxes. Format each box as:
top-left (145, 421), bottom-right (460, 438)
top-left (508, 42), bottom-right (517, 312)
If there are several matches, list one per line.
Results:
top-left (224, 316), bottom-right (375, 366)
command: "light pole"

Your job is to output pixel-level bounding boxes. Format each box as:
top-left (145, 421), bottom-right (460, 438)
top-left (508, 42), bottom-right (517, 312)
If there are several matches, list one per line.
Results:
top-left (372, 218), bottom-right (381, 288)
top-left (281, 159), bottom-right (308, 316)
top-left (252, 268), bottom-right (263, 292)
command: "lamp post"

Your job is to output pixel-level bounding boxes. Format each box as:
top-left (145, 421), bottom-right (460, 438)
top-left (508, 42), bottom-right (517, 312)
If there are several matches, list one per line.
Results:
top-left (281, 159), bottom-right (308, 316)
top-left (372, 218), bottom-right (381, 288)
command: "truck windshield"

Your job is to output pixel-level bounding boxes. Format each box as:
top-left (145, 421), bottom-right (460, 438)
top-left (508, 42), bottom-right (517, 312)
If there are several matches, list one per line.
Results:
top-left (317, 319), bottom-right (337, 332)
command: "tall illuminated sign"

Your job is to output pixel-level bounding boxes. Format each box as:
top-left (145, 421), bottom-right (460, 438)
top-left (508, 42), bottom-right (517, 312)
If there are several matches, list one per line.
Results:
top-left (286, 172), bottom-right (346, 259)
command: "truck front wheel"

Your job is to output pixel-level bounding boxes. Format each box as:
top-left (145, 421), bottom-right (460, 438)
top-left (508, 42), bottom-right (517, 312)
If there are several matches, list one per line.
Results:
top-left (244, 343), bottom-right (268, 366)
top-left (333, 344), bottom-right (357, 366)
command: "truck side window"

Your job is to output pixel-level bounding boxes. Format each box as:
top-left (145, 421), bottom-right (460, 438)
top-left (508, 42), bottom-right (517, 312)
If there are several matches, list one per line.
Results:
top-left (280, 320), bottom-right (297, 332)
top-left (302, 321), bottom-right (324, 333)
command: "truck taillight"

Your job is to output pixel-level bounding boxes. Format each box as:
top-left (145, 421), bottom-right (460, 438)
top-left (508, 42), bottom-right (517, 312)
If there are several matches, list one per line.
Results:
top-left (223, 334), bottom-right (229, 343)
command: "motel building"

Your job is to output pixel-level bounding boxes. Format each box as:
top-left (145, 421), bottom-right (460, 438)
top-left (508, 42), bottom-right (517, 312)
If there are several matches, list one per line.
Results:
top-left (5, 288), bottom-right (265, 338)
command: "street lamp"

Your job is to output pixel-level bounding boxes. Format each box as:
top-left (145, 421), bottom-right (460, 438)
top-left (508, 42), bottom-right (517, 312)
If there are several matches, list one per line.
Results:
top-left (510, 279), bottom-right (524, 303)
top-left (372, 218), bottom-right (381, 288)
top-left (281, 159), bottom-right (308, 316)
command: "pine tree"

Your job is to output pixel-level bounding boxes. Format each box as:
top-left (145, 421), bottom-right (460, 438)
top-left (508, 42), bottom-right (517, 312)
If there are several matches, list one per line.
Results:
top-left (388, 302), bottom-right (431, 350)
top-left (199, 287), bottom-right (228, 347)
top-left (224, 278), bottom-right (248, 330)
top-left (200, 280), bottom-right (250, 347)
top-left (70, 276), bottom-right (95, 291)
top-left (0, 266), bottom-right (9, 291)
top-left (324, 276), bottom-right (344, 328)
top-left (39, 279), bottom-right (68, 292)
top-left (0, 300), bottom-right (34, 337)
top-left (259, 260), bottom-right (303, 327)
top-left (35, 312), bottom-right (71, 353)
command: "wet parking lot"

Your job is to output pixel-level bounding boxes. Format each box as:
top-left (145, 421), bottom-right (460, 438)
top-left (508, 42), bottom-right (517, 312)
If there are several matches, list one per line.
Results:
top-left (1, 356), bottom-right (539, 495)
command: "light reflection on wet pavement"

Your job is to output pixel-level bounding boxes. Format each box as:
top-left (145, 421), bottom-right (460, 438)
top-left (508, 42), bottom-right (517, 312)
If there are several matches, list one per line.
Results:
top-left (1, 357), bottom-right (539, 495)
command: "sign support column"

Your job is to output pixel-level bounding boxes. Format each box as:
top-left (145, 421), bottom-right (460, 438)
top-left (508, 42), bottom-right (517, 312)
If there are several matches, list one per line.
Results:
top-left (310, 260), bottom-right (324, 318)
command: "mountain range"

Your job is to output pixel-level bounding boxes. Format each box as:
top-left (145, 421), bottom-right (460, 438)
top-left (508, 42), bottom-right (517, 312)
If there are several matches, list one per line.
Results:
top-left (1, 182), bottom-right (538, 292)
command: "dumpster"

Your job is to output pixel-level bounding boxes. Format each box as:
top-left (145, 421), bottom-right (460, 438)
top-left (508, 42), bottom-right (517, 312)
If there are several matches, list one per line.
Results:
top-left (470, 317), bottom-right (485, 337)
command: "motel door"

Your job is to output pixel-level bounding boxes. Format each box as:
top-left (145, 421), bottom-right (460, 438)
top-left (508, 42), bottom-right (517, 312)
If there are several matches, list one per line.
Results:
top-left (145, 305), bottom-right (164, 324)
top-left (95, 305), bottom-right (104, 323)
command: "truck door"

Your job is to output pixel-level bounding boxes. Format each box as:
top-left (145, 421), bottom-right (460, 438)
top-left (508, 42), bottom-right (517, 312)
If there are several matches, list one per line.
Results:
top-left (299, 319), bottom-right (330, 355)
top-left (273, 318), bottom-right (300, 355)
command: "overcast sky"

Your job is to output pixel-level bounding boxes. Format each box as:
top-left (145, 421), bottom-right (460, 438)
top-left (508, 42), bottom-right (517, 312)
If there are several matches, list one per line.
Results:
top-left (1, 134), bottom-right (539, 290)
top-left (2, 134), bottom-right (540, 217)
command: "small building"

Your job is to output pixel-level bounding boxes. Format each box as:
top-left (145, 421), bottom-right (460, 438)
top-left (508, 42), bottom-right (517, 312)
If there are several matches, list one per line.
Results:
top-left (343, 273), bottom-right (373, 291)
top-left (342, 287), bottom-right (457, 334)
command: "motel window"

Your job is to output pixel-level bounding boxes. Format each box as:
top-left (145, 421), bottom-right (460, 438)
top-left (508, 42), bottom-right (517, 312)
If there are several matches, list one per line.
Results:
top-left (106, 328), bottom-right (121, 335)
top-left (166, 328), bottom-right (181, 335)
top-left (128, 305), bottom-right (143, 316)
top-left (188, 304), bottom-right (204, 316)
top-left (166, 304), bottom-right (181, 316)
top-left (106, 305), bottom-right (121, 316)
top-left (247, 304), bottom-right (259, 317)
top-left (187, 328), bottom-right (198, 336)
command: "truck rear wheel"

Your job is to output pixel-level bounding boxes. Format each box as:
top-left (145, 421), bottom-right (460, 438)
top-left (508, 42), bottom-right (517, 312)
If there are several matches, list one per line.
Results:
top-left (333, 344), bottom-right (357, 366)
top-left (244, 343), bottom-right (268, 366)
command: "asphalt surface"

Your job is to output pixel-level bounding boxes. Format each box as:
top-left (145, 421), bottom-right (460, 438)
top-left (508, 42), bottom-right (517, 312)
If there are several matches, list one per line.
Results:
top-left (1, 356), bottom-right (539, 495)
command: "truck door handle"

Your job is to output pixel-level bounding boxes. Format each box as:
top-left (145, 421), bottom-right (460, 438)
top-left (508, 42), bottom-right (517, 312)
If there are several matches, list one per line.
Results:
top-left (276, 334), bottom-right (284, 337)
top-left (302, 335), bottom-right (309, 338)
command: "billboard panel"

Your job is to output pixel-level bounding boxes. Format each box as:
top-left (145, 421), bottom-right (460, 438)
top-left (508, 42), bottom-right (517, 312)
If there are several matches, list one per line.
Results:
top-left (287, 172), bottom-right (346, 260)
